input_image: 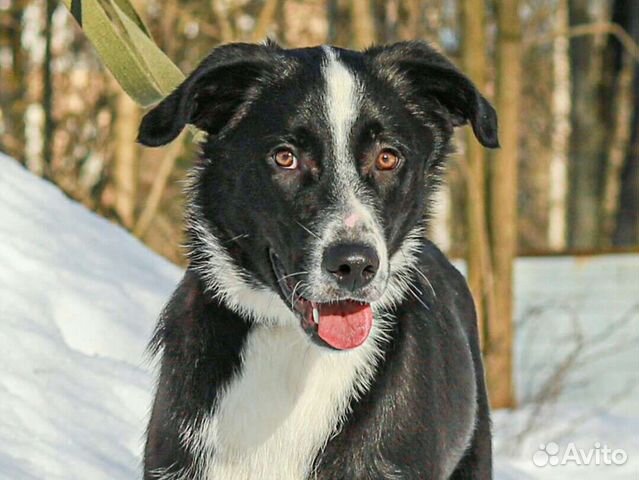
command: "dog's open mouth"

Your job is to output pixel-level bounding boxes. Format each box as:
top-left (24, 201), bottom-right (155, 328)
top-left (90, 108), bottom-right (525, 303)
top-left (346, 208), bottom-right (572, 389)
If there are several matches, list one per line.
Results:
top-left (269, 250), bottom-right (373, 350)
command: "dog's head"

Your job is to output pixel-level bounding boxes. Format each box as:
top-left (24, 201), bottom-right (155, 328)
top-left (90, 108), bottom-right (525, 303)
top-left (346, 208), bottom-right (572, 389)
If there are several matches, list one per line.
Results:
top-left (138, 41), bottom-right (497, 351)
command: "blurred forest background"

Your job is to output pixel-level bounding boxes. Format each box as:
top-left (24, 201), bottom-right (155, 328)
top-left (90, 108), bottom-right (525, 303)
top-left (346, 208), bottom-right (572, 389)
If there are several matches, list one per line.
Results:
top-left (0, 0), bottom-right (637, 408)
top-left (2, 0), bottom-right (637, 258)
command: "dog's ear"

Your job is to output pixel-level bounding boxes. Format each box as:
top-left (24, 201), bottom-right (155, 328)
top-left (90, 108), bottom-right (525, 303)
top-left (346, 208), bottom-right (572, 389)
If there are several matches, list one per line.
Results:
top-left (138, 42), bottom-right (285, 147)
top-left (367, 41), bottom-right (499, 148)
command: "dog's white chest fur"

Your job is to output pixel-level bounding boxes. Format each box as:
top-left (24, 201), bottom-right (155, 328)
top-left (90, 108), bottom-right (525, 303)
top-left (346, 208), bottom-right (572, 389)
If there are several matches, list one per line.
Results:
top-left (199, 325), bottom-right (381, 480)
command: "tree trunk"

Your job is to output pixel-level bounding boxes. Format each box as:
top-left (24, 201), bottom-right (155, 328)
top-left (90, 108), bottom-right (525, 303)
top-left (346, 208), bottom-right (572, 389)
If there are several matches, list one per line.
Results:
top-left (601, 53), bottom-right (634, 244)
top-left (460, 0), bottom-right (494, 353)
top-left (113, 89), bottom-right (140, 229)
top-left (251, 0), bottom-right (280, 42)
top-left (487, 0), bottom-right (521, 410)
top-left (548, 0), bottom-right (571, 251)
top-left (351, 0), bottom-right (375, 49)
top-left (567, 0), bottom-right (607, 248)
top-left (402, 0), bottom-right (423, 41)
top-left (0, 0), bottom-right (28, 162)
top-left (211, 0), bottom-right (235, 43)
top-left (615, 126), bottom-right (639, 245)
top-left (327, 0), bottom-right (352, 47)
top-left (42, 0), bottom-right (56, 176)
top-left (612, 0), bottom-right (639, 246)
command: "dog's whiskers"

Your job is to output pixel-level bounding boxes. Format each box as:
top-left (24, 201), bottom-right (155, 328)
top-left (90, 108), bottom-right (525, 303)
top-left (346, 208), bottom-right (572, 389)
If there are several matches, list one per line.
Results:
top-left (399, 246), bottom-right (437, 301)
top-left (405, 281), bottom-right (423, 300)
top-left (295, 221), bottom-right (321, 240)
top-left (223, 233), bottom-right (250, 243)
top-left (290, 280), bottom-right (304, 309)
top-left (412, 267), bottom-right (437, 299)
top-left (408, 285), bottom-right (430, 311)
top-left (277, 271), bottom-right (309, 282)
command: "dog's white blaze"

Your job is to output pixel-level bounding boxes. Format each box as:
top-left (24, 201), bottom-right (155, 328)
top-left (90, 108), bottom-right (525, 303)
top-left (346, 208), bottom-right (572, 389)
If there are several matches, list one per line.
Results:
top-left (306, 47), bottom-right (389, 299)
top-left (196, 322), bottom-right (387, 480)
top-left (322, 46), bottom-right (364, 208)
top-left (322, 46), bottom-right (360, 176)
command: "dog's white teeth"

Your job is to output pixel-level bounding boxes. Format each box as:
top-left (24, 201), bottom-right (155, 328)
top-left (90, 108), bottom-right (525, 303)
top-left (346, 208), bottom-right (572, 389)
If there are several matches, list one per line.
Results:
top-left (312, 306), bottom-right (319, 324)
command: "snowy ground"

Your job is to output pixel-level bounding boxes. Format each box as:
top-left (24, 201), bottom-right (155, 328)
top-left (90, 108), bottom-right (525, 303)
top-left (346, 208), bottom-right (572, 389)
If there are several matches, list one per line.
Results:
top-left (1, 152), bottom-right (637, 479)
top-left (0, 154), bottom-right (180, 478)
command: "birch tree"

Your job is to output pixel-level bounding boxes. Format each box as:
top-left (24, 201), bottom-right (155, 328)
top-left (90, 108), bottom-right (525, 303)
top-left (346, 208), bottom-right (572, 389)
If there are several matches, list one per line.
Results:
top-left (548, 0), bottom-right (571, 250)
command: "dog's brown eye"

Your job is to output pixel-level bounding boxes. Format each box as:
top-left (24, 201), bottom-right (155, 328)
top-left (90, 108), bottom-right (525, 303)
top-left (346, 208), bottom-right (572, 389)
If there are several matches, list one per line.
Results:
top-left (375, 150), bottom-right (400, 171)
top-left (274, 149), bottom-right (298, 169)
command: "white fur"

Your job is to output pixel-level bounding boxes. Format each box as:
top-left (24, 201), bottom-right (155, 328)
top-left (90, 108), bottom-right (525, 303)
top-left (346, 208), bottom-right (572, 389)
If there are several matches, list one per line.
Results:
top-left (198, 321), bottom-right (389, 480)
top-left (322, 46), bottom-right (361, 185)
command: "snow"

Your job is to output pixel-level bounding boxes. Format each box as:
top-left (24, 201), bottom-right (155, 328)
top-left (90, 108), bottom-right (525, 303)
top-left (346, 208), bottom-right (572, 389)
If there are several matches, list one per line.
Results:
top-left (493, 405), bottom-right (639, 479)
top-left (0, 152), bottom-right (637, 478)
top-left (513, 254), bottom-right (639, 416)
top-left (0, 153), bottom-right (181, 478)
top-left (492, 254), bottom-right (639, 479)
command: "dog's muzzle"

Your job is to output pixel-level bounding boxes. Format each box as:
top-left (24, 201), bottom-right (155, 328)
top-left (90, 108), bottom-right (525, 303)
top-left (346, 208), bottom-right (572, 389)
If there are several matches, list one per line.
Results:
top-left (269, 248), bottom-right (376, 351)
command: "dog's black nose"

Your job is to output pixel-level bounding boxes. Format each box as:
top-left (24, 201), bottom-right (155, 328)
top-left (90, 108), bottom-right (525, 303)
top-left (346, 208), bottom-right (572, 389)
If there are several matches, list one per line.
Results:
top-left (322, 244), bottom-right (379, 291)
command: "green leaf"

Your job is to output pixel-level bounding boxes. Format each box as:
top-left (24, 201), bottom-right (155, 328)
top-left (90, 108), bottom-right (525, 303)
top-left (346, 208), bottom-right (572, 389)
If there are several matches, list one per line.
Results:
top-left (62, 0), bottom-right (185, 107)
top-left (109, 0), bottom-right (151, 37)
top-left (110, 1), bottom-right (185, 96)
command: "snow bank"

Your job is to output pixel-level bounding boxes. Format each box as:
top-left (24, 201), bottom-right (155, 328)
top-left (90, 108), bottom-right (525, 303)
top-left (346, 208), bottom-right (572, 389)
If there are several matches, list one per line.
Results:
top-left (0, 154), bottom-right (181, 478)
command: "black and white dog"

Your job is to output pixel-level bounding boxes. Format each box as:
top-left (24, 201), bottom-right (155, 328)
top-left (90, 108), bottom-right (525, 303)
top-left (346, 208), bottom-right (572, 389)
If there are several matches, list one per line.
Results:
top-left (138, 41), bottom-right (498, 480)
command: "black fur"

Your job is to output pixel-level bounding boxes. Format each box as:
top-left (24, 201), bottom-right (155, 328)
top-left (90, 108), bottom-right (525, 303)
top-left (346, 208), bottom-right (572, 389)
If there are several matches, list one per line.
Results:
top-left (140, 41), bottom-right (497, 479)
top-left (314, 244), bottom-right (491, 479)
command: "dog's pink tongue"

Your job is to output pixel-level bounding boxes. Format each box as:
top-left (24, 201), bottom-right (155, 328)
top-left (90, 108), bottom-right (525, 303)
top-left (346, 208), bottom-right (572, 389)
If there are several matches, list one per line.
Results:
top-left (316, 302), bottom-right (373, 350)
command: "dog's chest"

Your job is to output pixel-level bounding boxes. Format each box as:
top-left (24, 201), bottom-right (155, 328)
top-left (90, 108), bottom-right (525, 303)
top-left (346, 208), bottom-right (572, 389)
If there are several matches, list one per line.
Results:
top-left (201, 325), bottom-right (379, 480)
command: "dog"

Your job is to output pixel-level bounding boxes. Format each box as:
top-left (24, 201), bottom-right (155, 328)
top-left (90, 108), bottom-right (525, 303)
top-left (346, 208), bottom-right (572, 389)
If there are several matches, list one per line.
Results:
top-left (138, 40), bottom-right (498, 480)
